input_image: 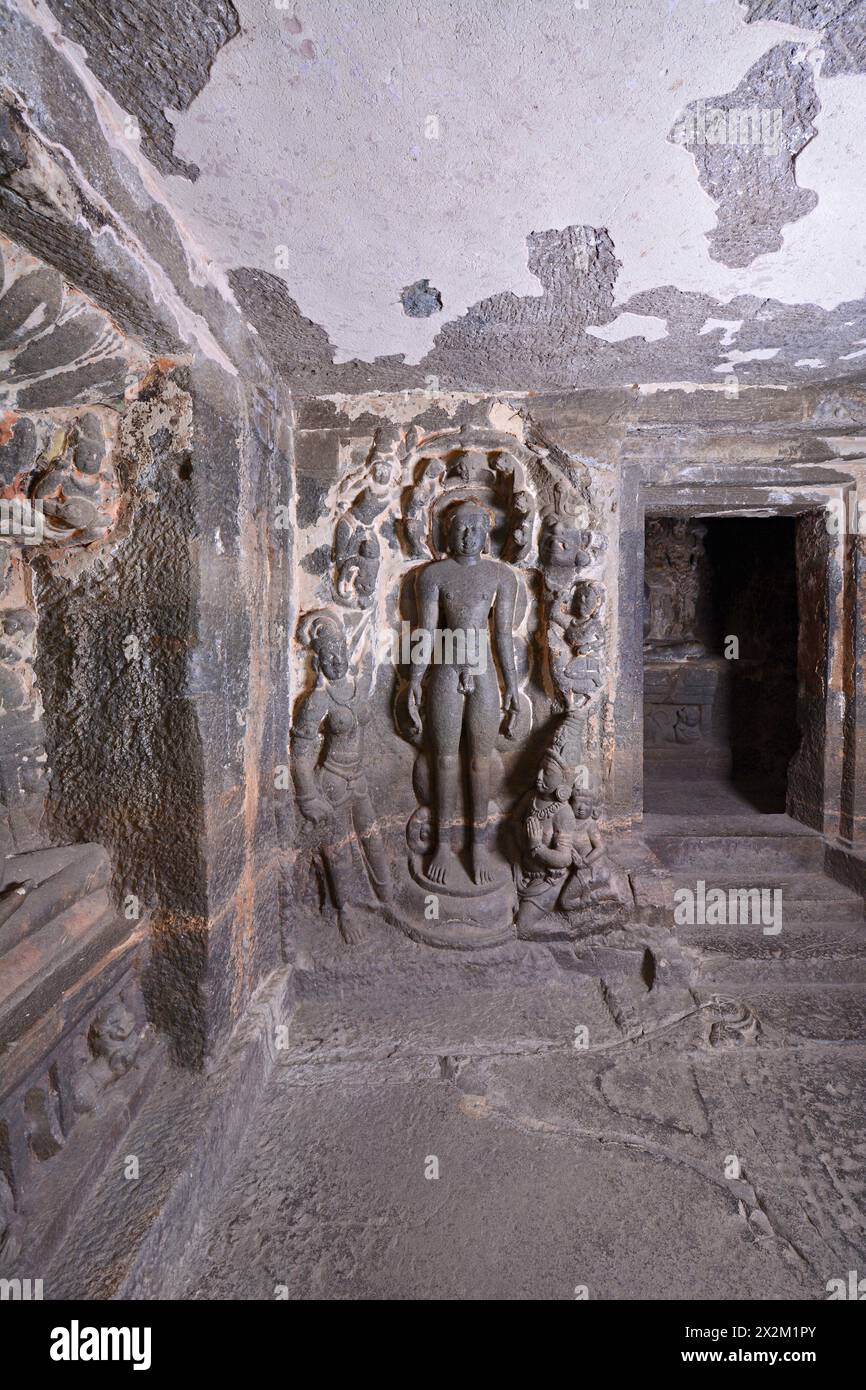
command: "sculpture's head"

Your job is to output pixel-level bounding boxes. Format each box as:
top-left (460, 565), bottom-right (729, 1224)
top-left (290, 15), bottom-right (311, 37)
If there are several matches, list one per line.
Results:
top-left (572, 797), bottom-right (594, 820)
top-left (536, 754), bottom-right (570, 799)
top-left (298, 610), bottom-right (349, 683)
top-left (539, 517), bottom-right (586, 570)
top-left (446, 499), bottom-right (491, 558)
top-left (537, 708), bottom-right (585, 800)
top-left (370, 456), bottom-right (394, 489)
top-left (573, 580), bottom-right (604, 620)
top-left (99, 1002), bottom-right (135, 1044)
top-left (316, 632), bottom-right (349, 682)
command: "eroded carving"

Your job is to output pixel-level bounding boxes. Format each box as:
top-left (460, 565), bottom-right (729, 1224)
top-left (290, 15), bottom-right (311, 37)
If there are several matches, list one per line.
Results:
top-left (644, 518), bottom-right (707, 657)
top-left (514, 710), bottom-right (628, 937)
top-left (71, 1000), bottom-right (142, 1115)
top-left (539, 487), bottom-right (608, 710)
top-left (332, 439), bottom-right (396, 608)
top-left (1, 412), bottom-right (121, 550)
top-left (292, 609), bottom-right (392, 943)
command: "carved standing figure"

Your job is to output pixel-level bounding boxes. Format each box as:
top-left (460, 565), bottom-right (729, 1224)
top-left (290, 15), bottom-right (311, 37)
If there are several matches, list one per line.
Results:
top-left (406, 500), bottom-right (519, 890)
top-left (644, 517), bottom-right (706, 652)
top-left (292, 610), bottom-right (391, 943)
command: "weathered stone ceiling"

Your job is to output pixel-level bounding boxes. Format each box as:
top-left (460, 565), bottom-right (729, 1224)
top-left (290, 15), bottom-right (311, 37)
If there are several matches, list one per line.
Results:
top-left (32, 0), bottom-right (866, 392)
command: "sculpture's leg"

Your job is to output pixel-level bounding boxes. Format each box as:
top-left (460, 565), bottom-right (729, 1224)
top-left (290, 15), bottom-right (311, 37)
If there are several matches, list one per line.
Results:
top-left (465, 670), bottom-right (501, 885)
top-left (429, 754), bottom-right (459, 886)
top-left (426, 666), bottom-right (463, 887)
top-left (352, 784), bottom-right (391, 900)
top-left (319, 775), bottom-right (369, 944)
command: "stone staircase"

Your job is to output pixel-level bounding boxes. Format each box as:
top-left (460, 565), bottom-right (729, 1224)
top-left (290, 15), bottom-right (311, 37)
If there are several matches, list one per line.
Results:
top-left (644, 813), bottom-right (866, 986)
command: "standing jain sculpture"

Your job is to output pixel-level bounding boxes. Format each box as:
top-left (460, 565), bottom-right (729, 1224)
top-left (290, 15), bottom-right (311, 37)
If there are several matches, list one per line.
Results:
top-left (292, 610), bottom-right (391, 943)
top-left (406, 499), bottom-right (519, 891)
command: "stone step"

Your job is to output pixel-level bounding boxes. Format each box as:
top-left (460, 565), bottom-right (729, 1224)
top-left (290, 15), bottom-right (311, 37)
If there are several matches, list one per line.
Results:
top-left (669, 873), bottom-right (863, 923)
top-left (648, 831), bottom-right (825, 873)
top-left (679, 917), bottom-right (866, 955)
top-left (698, 954), bottom-right (866, 986)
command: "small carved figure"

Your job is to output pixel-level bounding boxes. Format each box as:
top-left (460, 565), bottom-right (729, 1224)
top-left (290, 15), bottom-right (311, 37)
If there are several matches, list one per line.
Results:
top-left (541, 501), bottom-right (608, 709)
top-left (335, 455), bottom-right (397, 608)
top-left (644, 518), bottom-right (706, 652)
top-left (292, 610), bottom-right (391, 943)
top-left (72, 1000), bottom-right (141, 1115)
top-left (514, 711), bottom-right (623, 931)
top-left (406, 500), bottom-right (520, 890)
top-left (404, 457), bottom-right (447, 557)
top-left (673, 705), bottom-right (702, 744)
top-left (333, 454), bottom-right (394, 608)
top-left (559, 579), bottom-right (606, 707)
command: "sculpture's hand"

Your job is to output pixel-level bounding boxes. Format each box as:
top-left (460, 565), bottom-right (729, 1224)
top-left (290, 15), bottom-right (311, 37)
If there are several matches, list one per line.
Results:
top-left (526, 815), bottom-right (543, 847)
top-left (407, 680), bottom-right (423, 739)
top-left (299, 796), bottom-right (333, 827)
top-left (502, 683), bottom-right (520, 740)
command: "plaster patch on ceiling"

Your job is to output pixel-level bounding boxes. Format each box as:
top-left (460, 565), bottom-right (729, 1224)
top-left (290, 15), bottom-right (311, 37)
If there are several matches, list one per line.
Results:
top-left (740, 1), bottom-right (866, 77)
top-left (713, 346), bottom-right (782, 367)
top-left (794, 355), bottom-right (826, 364)
top-left (79, 0), bottom-right (866, 392)
top-left (586, 313), bottom-right (668, 343)
top-left (41, 0), bottom-right (241, 179)
top-left (700, 317), bottom-right (745, 344)
top-left (669, 42), bottom-right (820, 266)
top-left (231, 220), bottom-right (866, 392)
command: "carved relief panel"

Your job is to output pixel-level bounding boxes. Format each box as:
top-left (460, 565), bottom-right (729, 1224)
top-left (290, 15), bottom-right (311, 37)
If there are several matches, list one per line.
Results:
top-left (290, 406), bottom-right (626, 950)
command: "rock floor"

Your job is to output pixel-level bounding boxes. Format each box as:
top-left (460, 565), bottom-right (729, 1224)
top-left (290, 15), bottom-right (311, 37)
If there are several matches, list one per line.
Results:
top-left (41, 779), bottom-right (866, 1302)
top-left (161, 963), bottom-right (866, 1301)
top-left (168, 783), bottom-right (866, 1301)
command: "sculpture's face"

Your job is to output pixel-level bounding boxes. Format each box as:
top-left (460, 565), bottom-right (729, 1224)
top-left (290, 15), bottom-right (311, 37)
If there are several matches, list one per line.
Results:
top-left (318, 638), bottom-right (349, 681)
top-left (573, 799), bottom-right (592, 820)
top-left (449, 506), bottom-right (489, 558)
top-left (536, 757), bottom-right (565, 794)
top-left (371, 460), bottom-right (392, 487)
top-left (102, 1003), bottom-right (134, 1042)
top-left (575, 585), bottom-right (601, 619)
top-left (540, 522), bottom-right (581, 568)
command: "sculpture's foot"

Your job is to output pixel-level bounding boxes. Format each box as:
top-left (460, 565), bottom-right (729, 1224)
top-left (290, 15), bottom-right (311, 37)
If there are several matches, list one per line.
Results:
top-left (517, 899), bottom-right (545, 933)
top-left (471, 843), bottom-right (495, 886)
top-left (337, 907), bottom-right (368, 946)
top-left (426, 845), bottom-right (454, 889)
top-left (371, 871), bottom-right (393, 904)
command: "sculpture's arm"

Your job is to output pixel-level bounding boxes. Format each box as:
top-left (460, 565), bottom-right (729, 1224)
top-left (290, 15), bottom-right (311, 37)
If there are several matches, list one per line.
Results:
top-left (334, 514), bottom-right (353, 564)
top-left (494, 565), bottom-right (520, 735)
top-left (353, 638), bottom-right (374, 701)
top-left (407, 564), bottom-right (438, 736)
top-left (584, 825), bottom-right (606, 863)
top-left (531, 836), bottom-right (574, 869)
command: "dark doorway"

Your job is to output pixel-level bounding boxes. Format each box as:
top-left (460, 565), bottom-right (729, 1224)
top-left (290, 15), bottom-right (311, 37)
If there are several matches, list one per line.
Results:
top-left (643, 515), bottom-right (800, 815)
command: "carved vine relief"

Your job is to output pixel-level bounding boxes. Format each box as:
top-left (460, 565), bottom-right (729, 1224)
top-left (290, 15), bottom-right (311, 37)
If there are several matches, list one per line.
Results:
top-left (291, 420), bottom-right (629, 948)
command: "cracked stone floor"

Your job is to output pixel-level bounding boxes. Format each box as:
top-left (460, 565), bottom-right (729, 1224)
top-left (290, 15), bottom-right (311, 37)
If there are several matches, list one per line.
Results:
top-left (153, 784), bottom-right (866, 1301)
top-left (154, 958), bottom-right (864, 1301)
top-left (39, 773), bottom-right (866, 1301)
